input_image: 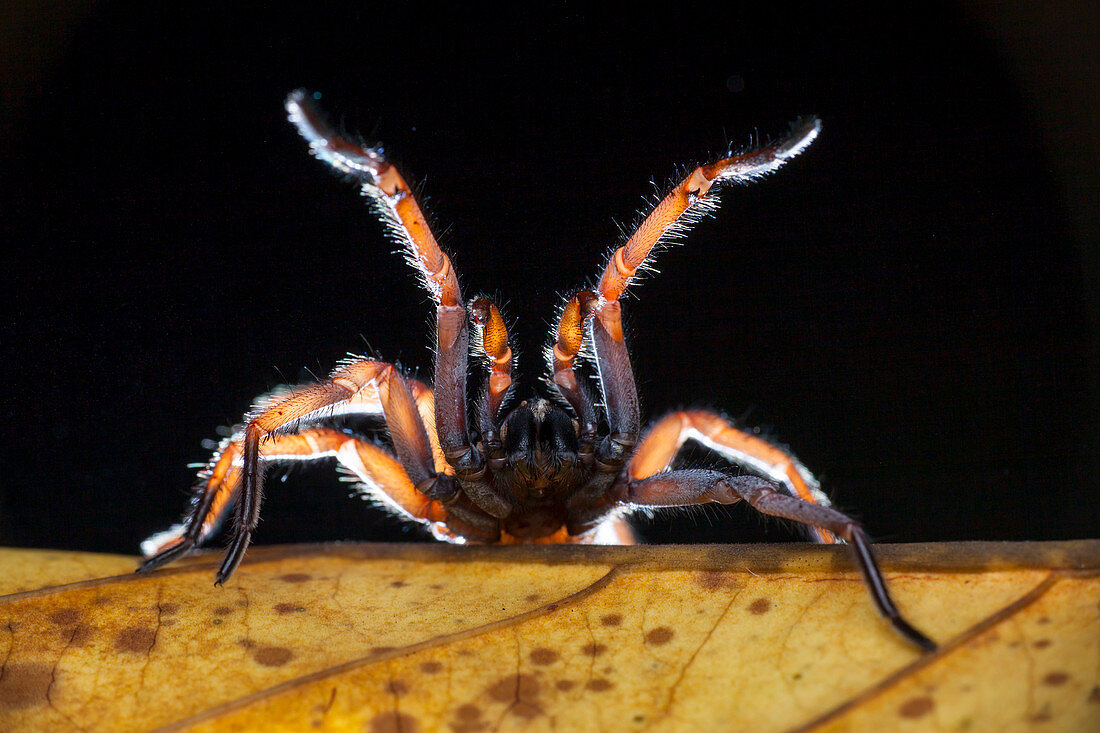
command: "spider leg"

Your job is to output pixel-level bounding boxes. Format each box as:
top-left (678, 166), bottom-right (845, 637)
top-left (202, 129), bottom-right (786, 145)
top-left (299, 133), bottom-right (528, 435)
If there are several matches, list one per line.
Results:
top-left (287, 92), bottom-right (501, 512)
top-left (630, 410), bottom-right (837, 543)
top-left (578, 119), bottom-right (822, 466)
top-left (216, 360), bottom-right (445, 583)
top-left (141, 357), bottom-right (447, 582)
top-left (140, 427), bottom-right (461, 574)
top-left (595, 118), bottom-right (821, 304)
top-left (618, 469), bottom-right (935, 652)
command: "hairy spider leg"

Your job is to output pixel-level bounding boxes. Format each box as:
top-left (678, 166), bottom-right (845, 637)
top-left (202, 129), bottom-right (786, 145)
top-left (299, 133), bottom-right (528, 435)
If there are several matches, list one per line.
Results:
top-left (286, 90), bottom-right (509, 522)
top-left (586, 117), bottom-right (839, 530)
top-left (581, 119), bottom-right (824, 467)
top-left (619, 469), bottom-right (936, 651)
top-left (139, 359), bottom-right (444, 582)
top-left (582, 122), bottom-right (931, 650)
top-left (142, 428), bottom-right (461, 559)
top-left (539, 119), bottom-right (831, 536)
top-left (630, 410), bottom-right (837, 543)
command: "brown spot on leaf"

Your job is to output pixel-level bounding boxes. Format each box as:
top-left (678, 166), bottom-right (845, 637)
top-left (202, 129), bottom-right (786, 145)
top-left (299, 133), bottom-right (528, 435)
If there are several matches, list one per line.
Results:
top-left (524, 593), bottom-right (540, 603)
top-left (1042, 671), bottom-right (1069, 686)
top-left (419, 661), bottom-right (443, 674)
top-left (748, 598), bottom-right (772, 615)
top-left (114, 626), bottom-right (156, 654)
top-left (253, 645), bottom-right (294, 667)
top-left (487, 673), bottom-right (540, 703)
top-left (529, 647), bottom-right (560, 665)
top-left (159, 602), bottom-right (179, 615)
top-left (213, 605), bottom-right (233, 616)
top-left (555, 680), bottom-right (576, 691)
top-left (0, 662), bottom-right (53, 709)
top-left (368, 711), bottom-right (421, 733)
top-left (511, 702), bottom-right (541, 719)
top-left (696, 570), bottom-right (734, 590)
top-left (1089, 686), bottom-right (1100, 703)
top-left (279, 573), bottom-right (312, 583)
top-left (449, 721), bottom-right (487, 732)
top-left (69, 624), bottom-right (95, 646)
top-left (586, 678), bottom-right (614, 692)
top-left (600, 613), bottom-right (623, 627)
top-left (237, 638), bottom-right (256, 649)
top-left (1036, 616), bottom-right (1051, 624)
top-left (582, 643), bottom-right (607, 657)
top-left (1032, 639), bottom-right (1052, 649)
top-left (48, 608), bottom-right (80, 626)
top-left (644, 627), bottom-right (674, 645)
top-left (390, 580), bottom-right (406, 588)
top-left (384, 679), bottom-right (408, 696)
top-left (274, 603), bottom-right (305, 614)
top-left (456, 703), bottom-right (482, 721)
top-left (898, 696), bottom-right (934, 719)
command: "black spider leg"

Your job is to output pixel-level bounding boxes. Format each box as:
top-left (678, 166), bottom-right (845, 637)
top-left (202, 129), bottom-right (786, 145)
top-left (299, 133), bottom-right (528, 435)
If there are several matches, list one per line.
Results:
top-left (618, 469), bottom-right (937, 652)
top-left (136, 477), bottom-right (222, 574)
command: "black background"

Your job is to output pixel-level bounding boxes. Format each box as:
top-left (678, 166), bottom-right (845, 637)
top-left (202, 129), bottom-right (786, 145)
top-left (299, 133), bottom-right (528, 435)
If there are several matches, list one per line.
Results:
top-left (3, 2), bottom-right (1097, 558)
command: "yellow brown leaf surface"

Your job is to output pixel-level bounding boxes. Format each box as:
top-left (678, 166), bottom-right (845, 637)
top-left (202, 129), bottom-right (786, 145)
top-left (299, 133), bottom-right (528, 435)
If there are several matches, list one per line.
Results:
top-left (0, 541), bottom-right (1097, 732)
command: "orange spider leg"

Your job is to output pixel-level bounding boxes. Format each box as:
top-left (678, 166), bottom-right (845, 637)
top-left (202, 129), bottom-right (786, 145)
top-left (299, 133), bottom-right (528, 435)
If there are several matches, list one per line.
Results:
top-left (141, 357), bottom-right (442, 582)
top-left (285, 91), bottom-right (459, 307)
top-left (288, 91), bottom-right (507, 520)
top-left (286, 91), bottom-right (482, 482)
top-left (226, 360), bottom-right (441, 582)
top-left (408, 381), bottom-right (449, 475)
top-left (581, 119), bottom-right (823, 459)
top-left (595, 118), bottom-right (822, 304)
top-left (140, 427), bottom-right (454, 565)
top-left (630, 410), bottom-right (837, 543)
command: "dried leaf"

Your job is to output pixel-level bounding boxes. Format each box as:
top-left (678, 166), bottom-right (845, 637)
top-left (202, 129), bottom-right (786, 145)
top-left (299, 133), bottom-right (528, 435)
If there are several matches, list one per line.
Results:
top-left (1, 541), bottom-right (1097, 732)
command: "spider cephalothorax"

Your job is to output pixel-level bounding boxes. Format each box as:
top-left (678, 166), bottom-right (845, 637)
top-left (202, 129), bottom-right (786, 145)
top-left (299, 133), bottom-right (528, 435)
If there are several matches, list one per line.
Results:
top-left (138, 90), bottom-right (935, 651)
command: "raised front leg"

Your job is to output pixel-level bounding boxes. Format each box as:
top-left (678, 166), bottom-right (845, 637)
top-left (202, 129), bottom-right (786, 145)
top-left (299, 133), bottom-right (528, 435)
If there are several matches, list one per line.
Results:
top-left (578, 119), bottom-right (823, 466)
top-left (619, 469), bottom-right (935, 652)
top-left (287, 92), bottom-right (505, 518)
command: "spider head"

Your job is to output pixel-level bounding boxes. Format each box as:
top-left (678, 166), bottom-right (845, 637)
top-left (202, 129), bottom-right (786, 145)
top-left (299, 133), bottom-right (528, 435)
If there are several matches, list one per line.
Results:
top-left (493, 398), bottom-right (587, 502)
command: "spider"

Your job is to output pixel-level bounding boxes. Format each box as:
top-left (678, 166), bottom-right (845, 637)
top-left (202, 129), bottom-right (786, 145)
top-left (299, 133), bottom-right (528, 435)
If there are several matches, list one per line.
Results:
top-left (138, 90), bottom-right (935, 652)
